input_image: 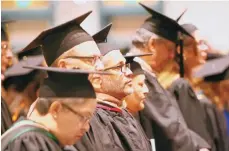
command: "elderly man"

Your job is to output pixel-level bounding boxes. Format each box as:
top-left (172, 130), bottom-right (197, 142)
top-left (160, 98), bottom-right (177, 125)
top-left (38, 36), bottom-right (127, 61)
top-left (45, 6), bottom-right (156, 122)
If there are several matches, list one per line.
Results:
top-left (74, 24), bottom-right (151, 151)
top-left (129, 3), bottom-right (211, 151)
top-left (2, 67), bottom-right (102, 151)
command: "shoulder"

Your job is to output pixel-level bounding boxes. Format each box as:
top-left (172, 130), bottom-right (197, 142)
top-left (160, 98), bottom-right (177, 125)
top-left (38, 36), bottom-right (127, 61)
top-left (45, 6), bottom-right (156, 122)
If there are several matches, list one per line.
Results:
top-left (6, 130), bottom-right (61, 151)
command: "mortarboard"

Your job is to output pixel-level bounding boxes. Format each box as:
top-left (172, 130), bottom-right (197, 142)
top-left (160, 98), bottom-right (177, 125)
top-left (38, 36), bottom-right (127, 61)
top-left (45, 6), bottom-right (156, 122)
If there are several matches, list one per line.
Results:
top-left (125, 53), bottom-right (153, 75)
top-left (139, 3), bottom-right (193, 77)
top-left (194, 55), bottom-right (229, 82)
top-left (22, 11), bottom-right (94, 66)
top-left (139, 3), bottom-right (193, 43)
top-left (3, 46), bottom-right (44, 91)
top-left (92, 23), bottom-right (114, 55)
top-left (23, 65), bottom-right (111, 98)
top-left (4, 46), bottom-right (44, 79)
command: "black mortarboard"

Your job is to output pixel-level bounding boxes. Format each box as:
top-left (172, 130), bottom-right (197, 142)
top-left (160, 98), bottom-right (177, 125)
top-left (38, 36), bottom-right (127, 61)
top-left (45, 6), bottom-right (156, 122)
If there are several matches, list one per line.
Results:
top-left (22, 11), bottom-right (93, 66)
top-left (4, 46), bottom-right (44, 79)
top-left (3, 46), bottom-right (44, 91)
top-left (139, 3), bottom-right (193, 77)
top-left (139, 3), bottom-right (193, 43)
top-left (92, 23), bottom-right (115, 55)
top-left (125, 53), bottom-right (153, 75)
top-left (194, 55), bottom-right (229, 82)
top-left (23, 66), bottom-right (110, 98)
top-left (17, 45), bottom-right (43, 60)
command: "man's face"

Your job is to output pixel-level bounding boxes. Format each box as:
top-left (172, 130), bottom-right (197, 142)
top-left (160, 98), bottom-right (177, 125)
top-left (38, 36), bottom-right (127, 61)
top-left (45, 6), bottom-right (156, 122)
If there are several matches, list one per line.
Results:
top-left (54, 98), bottom-right (97, 145)
top-left (145, 38), bottom-right (175, 72)
top-left (56, 41), bottom-right (104, 71)
top-left (125, 74), bottom-right (149, 113)
top-left (1, 41), bottom-right (13, 77)
top-left (100, 50), bottom-right (133, 99)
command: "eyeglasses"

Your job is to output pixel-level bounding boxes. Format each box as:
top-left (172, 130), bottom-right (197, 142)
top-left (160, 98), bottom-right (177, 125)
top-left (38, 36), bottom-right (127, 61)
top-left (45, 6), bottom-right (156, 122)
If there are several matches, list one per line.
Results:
top-left (64, 56), bottom-right (101, 66)
top-left (61, 103), bottom-right (90, 125)
top-left (104, 63), bottom-right (130, 73)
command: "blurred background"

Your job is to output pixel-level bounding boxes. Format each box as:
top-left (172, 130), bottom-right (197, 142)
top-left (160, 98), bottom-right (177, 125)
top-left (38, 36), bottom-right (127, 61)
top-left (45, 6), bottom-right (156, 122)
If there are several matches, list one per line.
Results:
top-left (2, 0), bottom-right (229, 54)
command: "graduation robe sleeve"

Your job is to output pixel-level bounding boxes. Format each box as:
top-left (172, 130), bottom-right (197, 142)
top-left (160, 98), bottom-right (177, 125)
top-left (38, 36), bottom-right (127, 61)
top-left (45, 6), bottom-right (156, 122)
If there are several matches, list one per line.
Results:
top-left (1, 97), bottom-right (13, 134)
top-left (74, 106), bottom-right (151, 151)
top-left (138, 71), bottom-right (210, 151)
top-left (168, 78), bottom-right (213, 148)
top-left (3, 130), bottom-right (63, 151)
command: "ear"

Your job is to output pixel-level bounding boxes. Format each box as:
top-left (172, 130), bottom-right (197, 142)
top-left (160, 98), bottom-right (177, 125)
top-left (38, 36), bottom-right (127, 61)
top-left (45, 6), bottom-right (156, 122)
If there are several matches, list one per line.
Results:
top-left (49, 101), bottom-right (62, 118)
top-left (57, 59), bottom-right (66, 68)
top-left (147, 36), bottom-right (156, 53)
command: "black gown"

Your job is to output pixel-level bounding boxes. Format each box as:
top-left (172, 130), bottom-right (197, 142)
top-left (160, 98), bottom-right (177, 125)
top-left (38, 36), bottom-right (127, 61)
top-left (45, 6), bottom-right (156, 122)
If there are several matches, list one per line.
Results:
top-left (138, 70), bottom-right (210, 151)
top-left (168, 78), bottom-right (213, 148)
top-left (2, 120), bottom-right (63, 151)
top-left (74, 102), bottom-right (151, 151)
top-left (200, 97), bottom-right (229, 151)
top-left (1, 97), bottom-right (13, 134)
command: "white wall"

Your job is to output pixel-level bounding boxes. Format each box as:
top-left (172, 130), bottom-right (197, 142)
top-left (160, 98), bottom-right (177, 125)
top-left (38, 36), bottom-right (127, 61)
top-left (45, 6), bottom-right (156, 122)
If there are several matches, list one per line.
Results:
top-left (164, 1), bottom-right (229, 53)
top-left (53, 0), bottom-right (101, 35)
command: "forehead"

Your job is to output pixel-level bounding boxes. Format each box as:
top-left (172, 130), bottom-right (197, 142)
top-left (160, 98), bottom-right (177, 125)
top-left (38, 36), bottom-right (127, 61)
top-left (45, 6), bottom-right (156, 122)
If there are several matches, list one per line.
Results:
top-left (102, 50), bottom-right (126, 68)
top-left (70, 41), bottom-right (101, 57)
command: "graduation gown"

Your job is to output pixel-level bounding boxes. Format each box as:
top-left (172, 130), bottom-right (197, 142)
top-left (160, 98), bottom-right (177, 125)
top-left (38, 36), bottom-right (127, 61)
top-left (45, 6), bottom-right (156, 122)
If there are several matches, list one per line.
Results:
top-left (138, 70), bottom-right (210, 151)
top-left (168, 78), bottom-right (213, 148)
top-left (74, 102), bottom-right (151, 151)
top-left (199, 97), bottom-right (229, 151)
top-left (2, 120), bottom-right (63, 151)
top-left (1, 97), bottom-right (13, 134)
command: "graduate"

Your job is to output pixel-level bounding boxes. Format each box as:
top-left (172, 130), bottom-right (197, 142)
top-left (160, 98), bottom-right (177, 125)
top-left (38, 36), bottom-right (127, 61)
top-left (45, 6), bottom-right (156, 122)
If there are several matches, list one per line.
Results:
top-left (1, 20), bottom-right (14, 134)
top-left (1, 66), bottom-right (105, 151)
top-left (74, 24), bottom-right (152, 151)
top-left (2, 46), bottom-right (45, 122)
top-left (194, 55), bottom-right (229, 151)
top-left (129, 2), bottom-right (210, 151)
top-left (122, 55), bottom-right (150, 115)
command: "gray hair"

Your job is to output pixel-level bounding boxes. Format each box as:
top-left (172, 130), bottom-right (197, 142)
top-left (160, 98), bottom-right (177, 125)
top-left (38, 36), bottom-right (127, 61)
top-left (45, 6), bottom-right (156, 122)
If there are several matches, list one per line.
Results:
top-left (131, 28), bottom-right (160, 53)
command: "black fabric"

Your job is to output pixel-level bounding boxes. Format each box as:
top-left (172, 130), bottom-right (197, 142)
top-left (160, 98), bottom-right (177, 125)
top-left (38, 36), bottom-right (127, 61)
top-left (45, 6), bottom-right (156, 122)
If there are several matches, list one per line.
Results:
top-left (139, 3), bottom-right (193, 44)
top-left (92, 23), bottom-right (112, 43)
top-left (168, 78), bottom-right (212, 148)
top-left (3, 129), bottom-right (62, 151)
top-left (138, 70), bottom-right (210, 151)
top-left (21, 11), bottom-right (93, 66)
top-left (74, 103), bottom-right (151, 151)
top-left (1, 97), bottom-right (13, 134)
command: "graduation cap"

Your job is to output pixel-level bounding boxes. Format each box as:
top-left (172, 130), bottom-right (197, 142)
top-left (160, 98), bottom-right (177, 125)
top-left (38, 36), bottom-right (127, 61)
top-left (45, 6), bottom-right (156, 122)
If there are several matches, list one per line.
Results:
top-left (194, 55), bottom-right (229, 82)
top-left (125, 53), bottom-right (153, 75)
top-left (139, 3), bottom-right (193, 77)
top-left (3, 46), bottom-right (44, 91)
top-left (4, 46), bottom-right (44, 79)
top-left (92, 23), bottom-right (115, 55)
top-left (23, 66), bottom-right (110, 98)
top-left (22, 11), bottom-right (94, 66)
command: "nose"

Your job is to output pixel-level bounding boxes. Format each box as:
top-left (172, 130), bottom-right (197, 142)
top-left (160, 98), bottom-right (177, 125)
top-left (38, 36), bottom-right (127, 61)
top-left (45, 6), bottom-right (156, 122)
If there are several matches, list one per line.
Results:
top-left (95, 59), bottom-right (104, 71)
top-left (81, 121), bottom-right (90, 133)
top-left (124, 67), bottom-right (133, 77)
top-left (142, 84), bottom-right (149, 95)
